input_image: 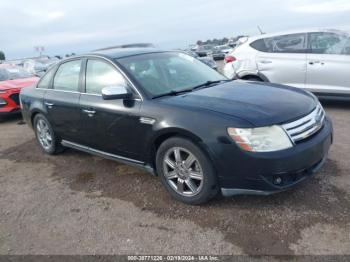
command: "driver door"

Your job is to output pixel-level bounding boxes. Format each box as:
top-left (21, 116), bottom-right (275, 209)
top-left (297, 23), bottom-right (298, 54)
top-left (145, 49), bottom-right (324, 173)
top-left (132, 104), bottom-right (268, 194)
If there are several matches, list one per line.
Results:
top-left (79, 58), bottom-right (144, 160)
top-left (306, 32), bottom-right (350, 94)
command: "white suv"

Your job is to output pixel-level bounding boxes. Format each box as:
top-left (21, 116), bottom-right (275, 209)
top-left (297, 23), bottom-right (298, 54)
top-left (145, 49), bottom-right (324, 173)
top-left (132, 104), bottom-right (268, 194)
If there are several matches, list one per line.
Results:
top-left (223, 29), bottom-right (350, 98)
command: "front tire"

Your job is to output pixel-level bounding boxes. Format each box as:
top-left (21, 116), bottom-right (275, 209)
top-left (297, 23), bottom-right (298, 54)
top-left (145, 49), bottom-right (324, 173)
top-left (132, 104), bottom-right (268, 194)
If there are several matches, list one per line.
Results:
top-left (156, 137), bottom-right (219, 205)
top-left (33, 114), bottom-right (64, 155)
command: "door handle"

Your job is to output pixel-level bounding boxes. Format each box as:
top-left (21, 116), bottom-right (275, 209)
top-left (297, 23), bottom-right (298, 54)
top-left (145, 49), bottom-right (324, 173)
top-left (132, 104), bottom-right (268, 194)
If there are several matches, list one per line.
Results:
top-left (259, 60), bottom-right (272, 64)
top-left (44, 102), bottom-right (54, 108)
top-left (82, 109), bottom-right (96, 116)
top-left (309, 61), bottom-right (324, 65)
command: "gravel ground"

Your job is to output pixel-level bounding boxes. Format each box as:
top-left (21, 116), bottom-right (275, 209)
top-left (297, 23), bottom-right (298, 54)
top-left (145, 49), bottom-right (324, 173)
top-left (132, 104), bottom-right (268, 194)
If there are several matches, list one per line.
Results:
top-left (0, 94), bottom-right (349, 255)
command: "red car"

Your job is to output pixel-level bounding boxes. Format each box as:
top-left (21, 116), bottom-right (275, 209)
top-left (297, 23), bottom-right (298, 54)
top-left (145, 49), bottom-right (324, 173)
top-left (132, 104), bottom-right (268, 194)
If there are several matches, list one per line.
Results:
top-left (0, 64), bottom-right (39, 117)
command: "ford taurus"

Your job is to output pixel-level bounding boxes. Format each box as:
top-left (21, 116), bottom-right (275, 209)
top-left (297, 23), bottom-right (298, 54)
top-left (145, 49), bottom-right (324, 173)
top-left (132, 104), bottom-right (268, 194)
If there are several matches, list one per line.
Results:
top-left (20, 48), bottom-right (333, 204)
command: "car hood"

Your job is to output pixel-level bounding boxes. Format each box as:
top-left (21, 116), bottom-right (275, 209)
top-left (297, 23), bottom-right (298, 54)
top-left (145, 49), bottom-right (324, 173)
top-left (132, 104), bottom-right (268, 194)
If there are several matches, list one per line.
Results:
top-left (161, 81), bottom-right (317, 126)
top-left (0, 77), bottom-right (39, 91)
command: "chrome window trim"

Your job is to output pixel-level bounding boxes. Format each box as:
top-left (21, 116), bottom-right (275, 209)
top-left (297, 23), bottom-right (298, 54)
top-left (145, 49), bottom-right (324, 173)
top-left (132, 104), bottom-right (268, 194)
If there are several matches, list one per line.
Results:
top-left (43, 88), bottom-right (81, 94)
top-left (37, 87), bottom-right (142, 101)
top-left (35, 55), bottom-right (144, 101)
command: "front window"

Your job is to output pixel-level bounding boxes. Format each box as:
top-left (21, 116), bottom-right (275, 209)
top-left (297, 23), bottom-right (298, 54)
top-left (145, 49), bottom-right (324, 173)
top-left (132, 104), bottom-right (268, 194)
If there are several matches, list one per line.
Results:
top-left (85, 59), bottom-right (126, 95)
top-left (0, 66), bottom-right (34, 81)
top-left (118, 52), bottom-right (226, 97)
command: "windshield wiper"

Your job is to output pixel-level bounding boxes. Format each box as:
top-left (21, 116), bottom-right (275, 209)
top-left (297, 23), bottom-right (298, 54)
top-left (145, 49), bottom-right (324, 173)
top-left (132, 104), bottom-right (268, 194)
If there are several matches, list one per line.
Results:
top-left (152, 79), bottom-right (231, 99)
top-left (190, 79), bottom-right (231, 91)
top-left (152, 88), bottom-right (193, 99)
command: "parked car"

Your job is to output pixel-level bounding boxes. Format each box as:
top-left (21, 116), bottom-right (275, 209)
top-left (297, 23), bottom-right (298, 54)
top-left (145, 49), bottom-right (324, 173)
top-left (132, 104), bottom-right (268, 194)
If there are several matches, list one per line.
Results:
top-left (0, 64), bottom-right (39, 117)
top-left (223, 29), bottom-right (350, 99)
top-left (195, 44), bottom-right (214, 57)
top-left (185, 50), bottom-right (217, 69)
top-left (20, 48), bottom-right (332, 204)
top-left (212, 45), bottom-right (233, 60)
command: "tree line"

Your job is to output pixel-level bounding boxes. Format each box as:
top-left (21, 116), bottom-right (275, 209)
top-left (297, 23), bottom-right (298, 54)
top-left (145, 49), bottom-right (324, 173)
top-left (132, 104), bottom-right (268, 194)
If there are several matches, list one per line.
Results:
top-left (0, 51), bottom-right (5, 60)
top-left (196, 35), bottom-right (246, 46)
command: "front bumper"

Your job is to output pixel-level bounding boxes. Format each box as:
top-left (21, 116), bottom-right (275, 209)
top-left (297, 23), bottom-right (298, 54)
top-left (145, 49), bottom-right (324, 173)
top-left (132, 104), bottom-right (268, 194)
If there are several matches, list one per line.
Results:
top-left (0, 91), bottom-right (21, 116)
top-left (209, 117), bottom-right (333, 196)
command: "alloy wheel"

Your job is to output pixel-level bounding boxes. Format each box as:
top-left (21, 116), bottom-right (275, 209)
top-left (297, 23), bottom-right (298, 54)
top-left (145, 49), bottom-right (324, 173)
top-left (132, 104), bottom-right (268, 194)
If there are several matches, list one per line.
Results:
top-left (36, 119), bottom-right (53, 151)
top-left (163, 147), bottom-right (204, 197)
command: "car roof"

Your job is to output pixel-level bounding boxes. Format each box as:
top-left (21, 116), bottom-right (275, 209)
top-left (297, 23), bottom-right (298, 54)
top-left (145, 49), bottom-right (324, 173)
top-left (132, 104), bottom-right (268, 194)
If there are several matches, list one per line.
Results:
top-left (89, 47), bottom-right (165, 59)
top-left (247, 28), bottom-right (349, 42)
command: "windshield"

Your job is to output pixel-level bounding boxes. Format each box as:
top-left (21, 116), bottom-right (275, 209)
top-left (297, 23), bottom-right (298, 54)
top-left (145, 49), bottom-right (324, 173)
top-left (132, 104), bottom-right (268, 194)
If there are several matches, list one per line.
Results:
top-left (0, 67), bottom-right (33, 81)
top-left (118, 52), bottom-right (226, 97)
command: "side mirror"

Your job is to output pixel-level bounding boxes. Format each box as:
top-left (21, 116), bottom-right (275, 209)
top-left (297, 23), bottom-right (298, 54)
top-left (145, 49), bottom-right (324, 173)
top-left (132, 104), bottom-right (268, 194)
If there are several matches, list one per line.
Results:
top-left (101, 85), bottom-right (132, 100)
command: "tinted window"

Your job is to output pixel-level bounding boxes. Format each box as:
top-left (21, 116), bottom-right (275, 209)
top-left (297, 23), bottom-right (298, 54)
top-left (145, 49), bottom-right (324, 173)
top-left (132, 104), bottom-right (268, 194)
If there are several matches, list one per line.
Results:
top-left (37, 68), bottom-right (55, 89)
top-left (310, 32), bottom-right (350, 55)
top-left (118, 52), bottom-right (226, 97)
top-left (86, 60), bottom-right (126, 94)
top-left (53, 60), bottom-right (81, 92)
top-left (250, 39), bottom-right (268, 52)
top-left (251, 34), bottom-right (307, 53)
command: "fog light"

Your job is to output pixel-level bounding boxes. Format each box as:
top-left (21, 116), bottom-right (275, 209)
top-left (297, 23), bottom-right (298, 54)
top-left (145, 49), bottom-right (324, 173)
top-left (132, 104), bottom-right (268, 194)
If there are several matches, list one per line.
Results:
top-left (273, 176), bottom-right (282, 185)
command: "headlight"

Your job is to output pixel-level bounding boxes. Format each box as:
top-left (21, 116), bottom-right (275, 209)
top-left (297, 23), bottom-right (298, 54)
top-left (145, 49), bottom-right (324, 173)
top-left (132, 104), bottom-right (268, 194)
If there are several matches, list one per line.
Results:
top-left (227, 125), bottom-right (293, 152)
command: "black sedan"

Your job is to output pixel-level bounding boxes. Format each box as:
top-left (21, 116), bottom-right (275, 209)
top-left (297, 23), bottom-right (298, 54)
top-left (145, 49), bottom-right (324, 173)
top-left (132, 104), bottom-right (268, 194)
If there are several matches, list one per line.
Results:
top-left (20, 48), bottom-right (332, 204)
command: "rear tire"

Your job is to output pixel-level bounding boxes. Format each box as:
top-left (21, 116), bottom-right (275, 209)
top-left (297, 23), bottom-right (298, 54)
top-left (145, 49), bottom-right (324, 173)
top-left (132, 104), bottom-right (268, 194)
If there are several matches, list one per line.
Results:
top-left (156, 137), bottom-right (219, 205)
top-left (33, 114), bottom-right (64, 155)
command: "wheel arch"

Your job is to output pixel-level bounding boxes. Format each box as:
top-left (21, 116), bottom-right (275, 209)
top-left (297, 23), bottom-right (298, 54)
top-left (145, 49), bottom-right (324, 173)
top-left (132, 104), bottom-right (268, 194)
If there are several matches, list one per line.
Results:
top-left (30, 109), bottom-right (46, 127)
top-left (148, 128), bottom-right (204, 172)
top-left (238, 72), bottom-right (269, 82)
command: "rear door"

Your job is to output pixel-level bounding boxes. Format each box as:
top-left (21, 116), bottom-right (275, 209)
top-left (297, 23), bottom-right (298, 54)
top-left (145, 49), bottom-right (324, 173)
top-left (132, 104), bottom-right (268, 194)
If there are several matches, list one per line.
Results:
top-left (255, 33), bottom-right (307, 88)
top-left (79, 58), bottom-right (144, 160)
top-left (44, 59), bottom-right (83, 143)
top-left (306, 32), bottom-right (350, 95)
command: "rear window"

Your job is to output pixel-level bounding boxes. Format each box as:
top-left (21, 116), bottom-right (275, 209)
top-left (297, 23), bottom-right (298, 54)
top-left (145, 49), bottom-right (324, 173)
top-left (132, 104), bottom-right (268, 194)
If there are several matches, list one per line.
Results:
top-left (53, 60), bottom-right (82, 92)
top-left (250, 39), bottom-right (268, 52)
top-left (37, 67), bottom-right (56, 89)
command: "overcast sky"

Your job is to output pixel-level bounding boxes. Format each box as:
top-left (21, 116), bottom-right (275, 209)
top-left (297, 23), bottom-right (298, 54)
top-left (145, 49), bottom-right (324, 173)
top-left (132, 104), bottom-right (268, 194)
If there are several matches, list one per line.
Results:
top-left (1, 0), bottom-right (350, 59)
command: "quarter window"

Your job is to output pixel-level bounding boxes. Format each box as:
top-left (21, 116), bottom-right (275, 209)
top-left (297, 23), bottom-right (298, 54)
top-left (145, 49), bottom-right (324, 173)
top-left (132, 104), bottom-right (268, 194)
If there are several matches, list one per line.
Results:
top-left (85, 60), bottom-right (126, 94)
top-left (37, 67), bottom-right (56, 89)
top-left (251, 33), bottom-right (307, 53)
top-left (53, 60), bottom-right (82, 92)
top-left (309, 32), bottom-right (350, 55)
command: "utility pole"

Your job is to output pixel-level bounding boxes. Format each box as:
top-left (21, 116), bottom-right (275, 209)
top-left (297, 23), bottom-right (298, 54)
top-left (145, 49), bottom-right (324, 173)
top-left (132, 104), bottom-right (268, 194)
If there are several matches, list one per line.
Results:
top-left (34, 46), bottom-right (45, 57)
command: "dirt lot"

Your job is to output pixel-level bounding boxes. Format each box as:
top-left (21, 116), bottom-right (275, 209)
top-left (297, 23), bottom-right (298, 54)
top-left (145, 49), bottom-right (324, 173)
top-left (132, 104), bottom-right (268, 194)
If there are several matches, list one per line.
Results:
top-left (0, 100), bottom-right (350, 256)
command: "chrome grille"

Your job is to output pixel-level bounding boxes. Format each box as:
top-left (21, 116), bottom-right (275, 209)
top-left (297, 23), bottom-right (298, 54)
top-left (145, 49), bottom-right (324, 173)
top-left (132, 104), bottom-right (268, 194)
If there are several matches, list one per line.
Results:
top-left (282, 104), bottom-right (325, 143)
